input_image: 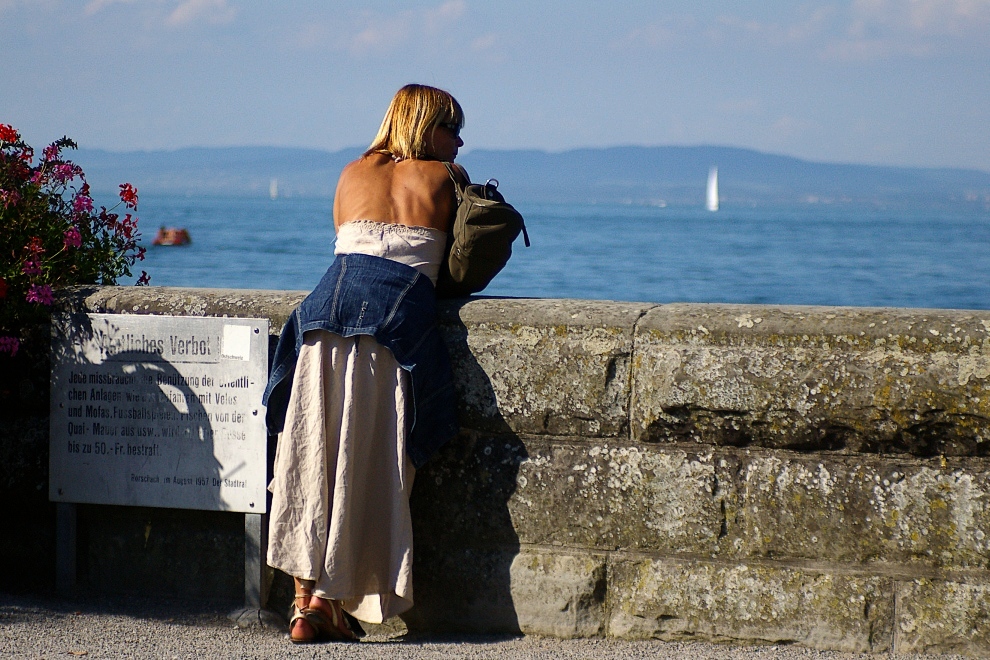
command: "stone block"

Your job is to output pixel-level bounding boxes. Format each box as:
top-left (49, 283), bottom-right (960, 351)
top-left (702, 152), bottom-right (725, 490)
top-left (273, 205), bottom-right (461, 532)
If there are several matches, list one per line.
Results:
top-left (896, 579), bottom-right (990, 656)
top-left (413, 433), bottom-right (723, 554)
top-left (726, 452), bottom-right (990, 568)
top-left (508, 440), bottom-right (722, 553)
top-left (439, 298), bottom-right (651, 437)
top-left (406, 545), bottom-right (606, 637)
top-left (418, 436), bottom-right (990, 567)
top-left (508, 550), bottom-right (607, 638)
top-left (632, 304), bottom-right (990, 456)
top-left (608, 557), bottom-right (894, 653)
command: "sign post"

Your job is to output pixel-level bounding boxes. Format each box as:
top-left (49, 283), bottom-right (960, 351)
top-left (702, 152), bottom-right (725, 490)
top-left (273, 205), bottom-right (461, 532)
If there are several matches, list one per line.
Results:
top-left (50, 313), bottom-right (270, 609)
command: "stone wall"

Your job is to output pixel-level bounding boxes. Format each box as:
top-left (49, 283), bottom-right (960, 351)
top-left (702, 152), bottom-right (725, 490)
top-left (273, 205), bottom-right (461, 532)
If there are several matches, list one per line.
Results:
top-left (40, 287), bottom-right (990, 655)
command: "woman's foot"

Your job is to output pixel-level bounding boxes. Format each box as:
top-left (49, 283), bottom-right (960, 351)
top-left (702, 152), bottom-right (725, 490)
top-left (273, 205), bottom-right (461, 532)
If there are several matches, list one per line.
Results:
top-left (289, 591), bottom-right (321, 643)
top-left (289, 578), bottom-right (321, 644)
top-left (288, 577), bottom-right (360, 643)
top-left (302, 595), bottom-right (361, 642)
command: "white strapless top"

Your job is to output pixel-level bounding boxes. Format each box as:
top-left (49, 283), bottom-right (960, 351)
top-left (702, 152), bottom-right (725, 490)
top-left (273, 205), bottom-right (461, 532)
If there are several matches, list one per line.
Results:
top-left (334, 220), bottom-right (447, 286)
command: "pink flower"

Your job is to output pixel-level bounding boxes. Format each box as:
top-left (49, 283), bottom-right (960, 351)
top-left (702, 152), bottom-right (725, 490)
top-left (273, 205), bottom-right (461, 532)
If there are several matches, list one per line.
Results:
top-left (72, 193), bottom-right (93, 213)
top-left (25, 284), bottom-right (53, 306)
top-left (43, 143), bottom-right (60, 161)
top-left (119, 183), bottom-right (138, 209)
top-left (0, 336), bottom-right (19, 357)
top-left (21, 260), bottom-right (42, 276)
top-left (52, 163), bottom-right (76, 183)
top-left (64, 226), bottom-right (83, 249)
top-left (0, 189), bottom-right (20, 208)
top-left (0, 124), bottom-right (17, 143)
top-left (136, 270), bottom-right (151, 286)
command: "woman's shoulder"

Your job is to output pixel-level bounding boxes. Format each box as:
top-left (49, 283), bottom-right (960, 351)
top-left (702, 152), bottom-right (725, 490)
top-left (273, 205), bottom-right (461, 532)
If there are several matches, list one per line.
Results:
top-left (340, 155), bottom-right (468, 192)
top-left (389, 158), bottom-right (465, 189)
top-left (399, 159), bottom-right (469, 185)
top-left (342, 152), bottom-right (390, 174)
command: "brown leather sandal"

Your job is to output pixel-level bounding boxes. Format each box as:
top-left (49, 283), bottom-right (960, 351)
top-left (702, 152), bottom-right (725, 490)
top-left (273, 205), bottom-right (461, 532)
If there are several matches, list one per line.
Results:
top-left (303, 597), bottom-right (361, 642)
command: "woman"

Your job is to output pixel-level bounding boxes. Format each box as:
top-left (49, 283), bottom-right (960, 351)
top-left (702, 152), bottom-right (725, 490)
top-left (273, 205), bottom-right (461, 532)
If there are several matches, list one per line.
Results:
top-left (262, 84), bottom-right (466, 643)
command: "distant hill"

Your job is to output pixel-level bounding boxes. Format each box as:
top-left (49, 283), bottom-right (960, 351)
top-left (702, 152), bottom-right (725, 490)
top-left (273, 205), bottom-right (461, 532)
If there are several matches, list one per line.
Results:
top-left (74, 146), bottom-right (363, 199)
top-left (460, 146), bottom-right (990, 210)
top-left (73, 145), bottom-right (990, 211)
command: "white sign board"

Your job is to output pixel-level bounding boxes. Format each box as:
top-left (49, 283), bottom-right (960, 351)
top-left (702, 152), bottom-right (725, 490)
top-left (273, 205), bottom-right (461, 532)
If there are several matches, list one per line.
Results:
top-left (49, 313), bottom-right (269, 513)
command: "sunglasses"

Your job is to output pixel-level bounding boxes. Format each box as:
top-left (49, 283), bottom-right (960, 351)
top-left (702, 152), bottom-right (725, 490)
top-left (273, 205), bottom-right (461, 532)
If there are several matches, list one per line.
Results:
top-left (439, 122), bottom-right (461, 138)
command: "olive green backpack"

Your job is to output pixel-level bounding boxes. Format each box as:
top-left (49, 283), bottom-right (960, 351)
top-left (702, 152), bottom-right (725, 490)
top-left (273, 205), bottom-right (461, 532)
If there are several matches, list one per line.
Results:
top-left (436, 162), bottom-right (530, 297)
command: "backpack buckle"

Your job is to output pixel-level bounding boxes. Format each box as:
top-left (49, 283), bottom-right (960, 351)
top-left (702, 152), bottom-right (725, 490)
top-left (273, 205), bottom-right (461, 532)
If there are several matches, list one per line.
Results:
top-left (483, 178), bottom-right (499, 200)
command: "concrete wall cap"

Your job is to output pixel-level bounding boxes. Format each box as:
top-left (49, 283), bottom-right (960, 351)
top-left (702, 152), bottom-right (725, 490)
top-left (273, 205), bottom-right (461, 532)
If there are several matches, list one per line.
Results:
top-left (439, 297), bottom-right (655, 329)
top-left (54, 286), bottom-right (307, 334)
top-left (638, 303), bottom-right (990, 353)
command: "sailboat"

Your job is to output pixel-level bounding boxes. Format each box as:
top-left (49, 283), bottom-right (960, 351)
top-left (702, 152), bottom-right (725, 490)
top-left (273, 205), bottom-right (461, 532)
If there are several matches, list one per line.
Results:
top-left (706, 167), bottom-right (719, 212)
top-left (269, 177), bottom-right (278, 200)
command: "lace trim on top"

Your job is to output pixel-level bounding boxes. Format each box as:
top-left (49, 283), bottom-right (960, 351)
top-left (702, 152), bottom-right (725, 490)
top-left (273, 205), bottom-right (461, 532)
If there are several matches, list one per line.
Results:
top-left (334, 220), bottom-right (447, 286)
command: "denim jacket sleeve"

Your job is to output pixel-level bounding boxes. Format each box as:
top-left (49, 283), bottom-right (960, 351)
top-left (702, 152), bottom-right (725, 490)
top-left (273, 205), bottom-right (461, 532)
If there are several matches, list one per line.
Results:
top-left (262, 305), bottom-right (302, 439)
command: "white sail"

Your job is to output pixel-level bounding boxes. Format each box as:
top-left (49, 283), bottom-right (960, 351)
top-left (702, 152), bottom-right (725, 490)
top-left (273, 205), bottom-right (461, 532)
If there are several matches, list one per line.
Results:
top-left (706, 167), bottom-right (719, 212)
top-left (269, 178), bottom-right (278, 200)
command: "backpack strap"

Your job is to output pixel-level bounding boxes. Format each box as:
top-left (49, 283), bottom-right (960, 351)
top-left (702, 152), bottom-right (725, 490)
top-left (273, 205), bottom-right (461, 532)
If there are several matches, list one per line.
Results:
top-left (441, 161), bottom-right (463, 205)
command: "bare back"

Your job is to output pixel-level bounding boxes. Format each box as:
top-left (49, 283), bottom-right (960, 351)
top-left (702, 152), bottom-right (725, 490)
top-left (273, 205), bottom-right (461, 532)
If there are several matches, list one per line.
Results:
top-left (333, 153), bottom-right (467, 233)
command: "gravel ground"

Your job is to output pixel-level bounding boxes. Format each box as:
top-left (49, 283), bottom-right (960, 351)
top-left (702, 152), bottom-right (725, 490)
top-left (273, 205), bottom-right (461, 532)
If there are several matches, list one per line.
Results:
top-left (0, 592), bottom-right (966, 659)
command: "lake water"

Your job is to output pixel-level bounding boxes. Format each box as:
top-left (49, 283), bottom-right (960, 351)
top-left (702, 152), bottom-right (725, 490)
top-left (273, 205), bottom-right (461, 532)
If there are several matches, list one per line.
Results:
top-left (126, 194), bottom-right (990, 310)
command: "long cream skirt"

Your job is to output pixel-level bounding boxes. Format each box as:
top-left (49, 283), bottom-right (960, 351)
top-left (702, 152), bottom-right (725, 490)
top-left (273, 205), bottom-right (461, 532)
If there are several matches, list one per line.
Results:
top-left (267, 330), bottom-right (416, 623)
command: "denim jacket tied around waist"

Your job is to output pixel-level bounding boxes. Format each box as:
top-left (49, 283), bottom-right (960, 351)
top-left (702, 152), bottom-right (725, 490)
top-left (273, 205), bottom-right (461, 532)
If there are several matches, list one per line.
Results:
top-left (263, 253), bottom-right (460, 469)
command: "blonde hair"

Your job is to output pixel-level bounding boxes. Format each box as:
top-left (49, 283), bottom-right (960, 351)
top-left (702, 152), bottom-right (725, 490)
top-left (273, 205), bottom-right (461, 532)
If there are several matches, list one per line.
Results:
top-left (365, 84), bottom-right (464, 160)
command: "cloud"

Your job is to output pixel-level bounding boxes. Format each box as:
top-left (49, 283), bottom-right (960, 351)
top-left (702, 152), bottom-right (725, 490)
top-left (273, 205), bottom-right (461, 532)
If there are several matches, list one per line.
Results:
top-left (165, 0), bottom-right (236, 28)
top-left (82, 0), bottom-right (237, 28)
top-left (851, 0), bottom-right (990, 36)
top-left (295, 1), bottom-right (466, 57)
top-left (823, 0), bottom-right (990, 61)
top-left (348, 18), bottom-right (410, 55)
top-left (423, 0), bottom-right (465, 32)
top-left (707, 8), bottom-right (836, 48)
top-left (636, 2), bottom-right (989, 62)
top-left (610, 9), bottom-right (834, 52)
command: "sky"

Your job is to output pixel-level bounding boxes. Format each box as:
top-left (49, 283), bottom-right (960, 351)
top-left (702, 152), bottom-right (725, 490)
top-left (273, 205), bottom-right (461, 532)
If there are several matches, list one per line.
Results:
top-left (1, 0), bottom-right (989, 172)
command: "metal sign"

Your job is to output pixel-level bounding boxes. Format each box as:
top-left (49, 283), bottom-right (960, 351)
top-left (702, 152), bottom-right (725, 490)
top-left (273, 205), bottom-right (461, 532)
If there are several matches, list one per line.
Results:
top-left (49, 313), bottom-right (269, 513)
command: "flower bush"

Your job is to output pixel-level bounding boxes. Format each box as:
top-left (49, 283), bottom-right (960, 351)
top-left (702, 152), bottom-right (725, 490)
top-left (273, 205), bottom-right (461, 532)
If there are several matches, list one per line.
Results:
top-left (0, 123), bottom-right (149, 359)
